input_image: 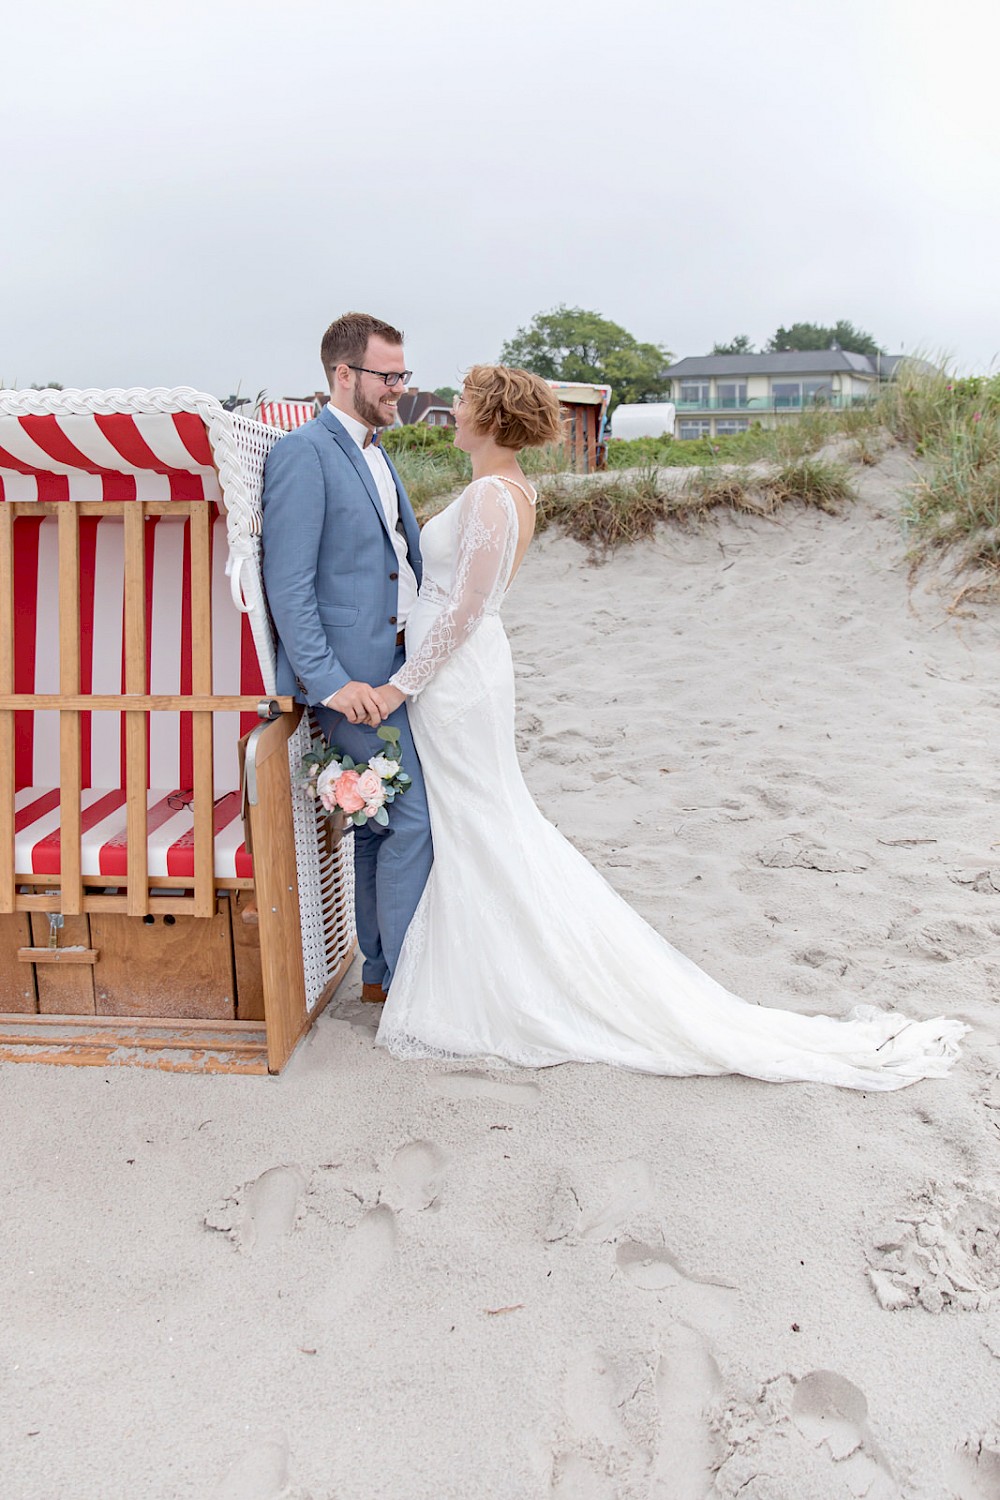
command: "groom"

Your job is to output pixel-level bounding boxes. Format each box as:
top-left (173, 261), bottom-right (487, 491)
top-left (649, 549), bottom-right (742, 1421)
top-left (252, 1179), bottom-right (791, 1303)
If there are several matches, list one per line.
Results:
top-left (261, 312), bottom-right (432, 1003)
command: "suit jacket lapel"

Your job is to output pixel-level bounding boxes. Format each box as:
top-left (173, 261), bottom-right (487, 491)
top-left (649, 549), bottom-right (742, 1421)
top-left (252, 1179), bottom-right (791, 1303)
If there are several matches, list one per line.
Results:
top-left (381, 448), bottom-right (423, 584)
top-left (319, 406), bottom-right (392, 541)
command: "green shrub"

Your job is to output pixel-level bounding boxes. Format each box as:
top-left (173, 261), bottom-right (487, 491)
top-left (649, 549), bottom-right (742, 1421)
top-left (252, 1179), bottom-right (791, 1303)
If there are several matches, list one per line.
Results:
top-left (381, 422), bottom-right (458, 456)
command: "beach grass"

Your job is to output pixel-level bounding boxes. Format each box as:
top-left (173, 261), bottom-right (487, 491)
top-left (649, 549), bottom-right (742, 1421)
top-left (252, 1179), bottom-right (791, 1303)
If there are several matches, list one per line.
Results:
top-left (533, 457), bottom-right (855, 554)
top-left (879, 366), bottom-right (1000, 574)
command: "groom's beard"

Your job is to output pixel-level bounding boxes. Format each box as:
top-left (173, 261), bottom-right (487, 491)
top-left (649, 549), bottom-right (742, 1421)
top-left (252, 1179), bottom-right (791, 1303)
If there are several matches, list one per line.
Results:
top-left (353, 376), bottom-right (394, 432)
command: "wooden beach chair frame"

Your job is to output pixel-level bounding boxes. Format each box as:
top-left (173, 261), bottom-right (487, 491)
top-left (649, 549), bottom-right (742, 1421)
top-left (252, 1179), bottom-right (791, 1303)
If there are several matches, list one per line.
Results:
top-left (0, 387), bottom-right (355, 1073)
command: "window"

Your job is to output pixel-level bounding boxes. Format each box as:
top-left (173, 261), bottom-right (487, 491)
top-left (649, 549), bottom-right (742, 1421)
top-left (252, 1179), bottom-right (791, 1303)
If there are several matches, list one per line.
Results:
top-left (679, 381), bottom-right (710, 406)
top-left (803, 379), bottom-right (832, 405)
top-left (772, 382), bottom-right (802, 408)
top-left (678, 419), bottom-right (712, 440)
top-left (715, 419), bottom-right (749, 435)
top-left (717, 382), bottom-right (747, 408)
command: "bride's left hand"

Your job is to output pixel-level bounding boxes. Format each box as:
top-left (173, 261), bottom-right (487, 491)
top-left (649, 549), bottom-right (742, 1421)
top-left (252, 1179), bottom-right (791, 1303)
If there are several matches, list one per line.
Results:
top-left (372, 684), bottom-right (406, 719)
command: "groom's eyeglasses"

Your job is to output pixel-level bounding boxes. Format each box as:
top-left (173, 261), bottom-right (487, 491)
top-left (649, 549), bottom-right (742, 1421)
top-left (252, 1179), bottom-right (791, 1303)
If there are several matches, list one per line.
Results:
top-left (346, 365), bottom-right (413, 389)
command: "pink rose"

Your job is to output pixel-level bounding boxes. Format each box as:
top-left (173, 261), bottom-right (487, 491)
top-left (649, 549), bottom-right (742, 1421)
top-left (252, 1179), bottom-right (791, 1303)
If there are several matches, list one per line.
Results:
top-left (332, 768), bottom-right (365, 814)
top-left (356, 769), bottom-right (386, 813)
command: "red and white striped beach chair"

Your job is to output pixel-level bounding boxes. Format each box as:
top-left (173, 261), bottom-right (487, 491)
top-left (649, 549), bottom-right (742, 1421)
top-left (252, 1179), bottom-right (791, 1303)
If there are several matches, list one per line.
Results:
top-left (0, 386), bottom-right (355, 1073)
top-left (258, 399), bottom-right (317, 432)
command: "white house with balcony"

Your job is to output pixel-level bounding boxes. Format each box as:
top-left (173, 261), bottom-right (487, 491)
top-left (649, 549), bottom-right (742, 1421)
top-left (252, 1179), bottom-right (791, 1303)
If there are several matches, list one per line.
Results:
top-left (662, 350), bottom-right (908, 439)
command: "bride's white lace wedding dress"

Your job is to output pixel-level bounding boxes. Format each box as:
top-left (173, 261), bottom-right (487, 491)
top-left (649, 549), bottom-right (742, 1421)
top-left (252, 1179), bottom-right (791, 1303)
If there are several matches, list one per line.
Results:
top-left (378, 476), bottom-right (964, 1089)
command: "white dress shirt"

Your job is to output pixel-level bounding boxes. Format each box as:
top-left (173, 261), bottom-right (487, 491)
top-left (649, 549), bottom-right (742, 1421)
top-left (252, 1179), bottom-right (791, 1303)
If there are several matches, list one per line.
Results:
top-left (329, 406), bottom-right (419, 628)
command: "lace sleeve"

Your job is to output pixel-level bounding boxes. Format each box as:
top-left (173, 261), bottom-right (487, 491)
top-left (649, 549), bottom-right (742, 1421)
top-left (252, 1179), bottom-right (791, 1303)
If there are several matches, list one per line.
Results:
top-left (390, 477), bottom-right (517, 698)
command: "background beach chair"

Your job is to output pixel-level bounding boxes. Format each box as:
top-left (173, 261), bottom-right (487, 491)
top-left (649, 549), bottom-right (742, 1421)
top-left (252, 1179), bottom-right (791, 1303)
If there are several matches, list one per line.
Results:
top-left (0, 386), bottom-right (355, 1073)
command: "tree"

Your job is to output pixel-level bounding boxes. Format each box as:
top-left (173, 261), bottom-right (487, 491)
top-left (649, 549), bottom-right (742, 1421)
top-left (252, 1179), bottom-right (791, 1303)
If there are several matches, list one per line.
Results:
top-left (711, 335), bottom-right (755, 355)
top-left (766, 321), bottom-right (883, 358)
top-left (434, 386), bottom-right (459, 403)
top-left (500, 306), bottom-right (671, 408)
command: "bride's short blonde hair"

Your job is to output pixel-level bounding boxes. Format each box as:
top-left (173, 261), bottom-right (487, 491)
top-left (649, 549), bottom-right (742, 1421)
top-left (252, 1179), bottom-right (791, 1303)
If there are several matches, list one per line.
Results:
top-left (462, 365), bottom-right (563, 450)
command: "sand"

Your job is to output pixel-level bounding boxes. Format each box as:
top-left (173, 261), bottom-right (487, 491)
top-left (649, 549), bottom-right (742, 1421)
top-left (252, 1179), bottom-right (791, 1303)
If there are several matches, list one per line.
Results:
top-left (2, 443), bottom-right (999, 1500)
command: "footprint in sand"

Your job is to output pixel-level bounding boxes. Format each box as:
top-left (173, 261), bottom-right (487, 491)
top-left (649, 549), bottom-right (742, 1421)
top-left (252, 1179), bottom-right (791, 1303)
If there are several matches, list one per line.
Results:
top-left (714, 1370), bottom-right (900, 1499)
top-left (430, 1069), bottom-right (541, 1105)
top-left (549, 1345), bottom-right (650, 1498)
top-left (312, 1203), bottom-right (398, 1323)
top-left (545, 1160), bottom-right (654, 1244)
top-left (210, 1430), bottom-right (312, 1500)
top-left (380, 1139), bottom-right (447, 1213)
top-left (204, 1165), bottom-right (307, 1253)
top-left (791, 1370), bottom-right (896, 1493)
top-left (945, 1435), bottom-right (1000, 1499)
top-left (616, 1237), bottom-right (739, 1332)
top-left (650, 1327), bottom-right (723, 1500)
top-left (549, 1336), bottom-right (723, 1500)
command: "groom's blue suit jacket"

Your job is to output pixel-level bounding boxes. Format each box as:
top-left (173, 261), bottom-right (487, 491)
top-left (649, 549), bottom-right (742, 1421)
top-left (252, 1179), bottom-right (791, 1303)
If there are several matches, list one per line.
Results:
top-left (261, 405), bottom-right (423, 705)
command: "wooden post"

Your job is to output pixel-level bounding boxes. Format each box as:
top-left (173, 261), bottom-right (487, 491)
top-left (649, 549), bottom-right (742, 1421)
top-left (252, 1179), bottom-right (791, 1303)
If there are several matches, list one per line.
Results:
top-left (245, 712), bottom-right (308, 1071)
top-left (123, 503), bottom-right (149, 916)
top-left (0, 505), bottom-right (15, 915)
top-left (58, 506), bottom-right (83, 916)
top-left (190, 506), bottom-right (215, 918)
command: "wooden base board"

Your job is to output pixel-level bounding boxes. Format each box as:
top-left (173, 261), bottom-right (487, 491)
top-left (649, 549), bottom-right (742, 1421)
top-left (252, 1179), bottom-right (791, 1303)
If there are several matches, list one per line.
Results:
top-left (0, 1019), bottom-right (269, 1073)
top-left (0, 941), bottom-right (356, 1075)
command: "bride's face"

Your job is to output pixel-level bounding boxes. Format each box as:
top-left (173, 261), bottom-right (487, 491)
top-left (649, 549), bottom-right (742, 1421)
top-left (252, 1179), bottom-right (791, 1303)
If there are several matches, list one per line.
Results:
top-left (451, 386), bottom-right (481, 455)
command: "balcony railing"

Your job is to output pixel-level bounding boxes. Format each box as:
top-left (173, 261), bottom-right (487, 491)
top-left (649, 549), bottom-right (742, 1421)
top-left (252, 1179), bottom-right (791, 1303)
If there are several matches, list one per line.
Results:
top-left (673, 394), bottom-right (872, 412)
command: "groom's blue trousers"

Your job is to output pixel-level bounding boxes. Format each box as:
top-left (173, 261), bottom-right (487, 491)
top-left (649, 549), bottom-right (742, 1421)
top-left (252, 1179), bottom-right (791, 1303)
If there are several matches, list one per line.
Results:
top-left (312, 646), bottom-right (433, 990)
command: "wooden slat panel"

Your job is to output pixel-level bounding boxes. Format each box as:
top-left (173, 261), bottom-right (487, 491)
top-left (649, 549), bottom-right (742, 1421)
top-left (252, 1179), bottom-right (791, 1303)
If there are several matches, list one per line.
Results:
top-left (19, 948), bottom-right (99, 965)
top-left (58, 506), bottom-right (83, 915)
top-left (27, 912), bottom-right (97, 1015)
top-left (14, 881), bottom-right (251, 912)
top-left (233, 891), bottom-right (265, 1021)
top-left (190, 506), bottom-right (215, 918)
top-left (90, 906), bottom-right (235, 1019)
top-left (9, 501), bottom-right (207, 519)
top-left (124, 503), bottom-right (149, 916)
top-left (0, 1011), bottom-right (265, 1032)
top-left (0, 695), bottom-right (292, 713)
top-left (0, 505), bottom-right (14, 914)
top-left (0, 913), bottom-right (37, 1012)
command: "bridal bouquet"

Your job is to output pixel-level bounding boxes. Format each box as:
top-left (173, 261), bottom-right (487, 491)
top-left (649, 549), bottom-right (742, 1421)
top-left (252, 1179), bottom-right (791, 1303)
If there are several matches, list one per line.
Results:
top-left (302, 725), bottom-right (411, 829)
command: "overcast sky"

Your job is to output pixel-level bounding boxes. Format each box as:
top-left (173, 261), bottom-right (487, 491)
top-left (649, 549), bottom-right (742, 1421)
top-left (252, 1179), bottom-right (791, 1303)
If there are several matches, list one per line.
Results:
top-left (3, 0), bottom-right (998, 400)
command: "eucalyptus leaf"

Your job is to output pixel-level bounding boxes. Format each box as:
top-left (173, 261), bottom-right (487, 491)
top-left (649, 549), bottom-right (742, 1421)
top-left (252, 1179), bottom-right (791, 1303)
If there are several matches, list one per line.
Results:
top-left (351, 810), bottom-right (367, 826)
top-left (374, 806), bottom-right (389, 827)
top-left (377, 726), bottom-right (401, 746)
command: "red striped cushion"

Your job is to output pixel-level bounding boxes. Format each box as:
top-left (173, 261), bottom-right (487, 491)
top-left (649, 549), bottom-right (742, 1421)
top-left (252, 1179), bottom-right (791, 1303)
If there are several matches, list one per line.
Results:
top-left (14, 786), bottom-right (252, 880)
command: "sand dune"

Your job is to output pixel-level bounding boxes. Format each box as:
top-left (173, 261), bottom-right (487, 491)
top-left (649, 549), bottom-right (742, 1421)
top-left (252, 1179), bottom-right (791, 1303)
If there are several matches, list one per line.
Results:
top-left (2, 446), bottom-right (998, 1499)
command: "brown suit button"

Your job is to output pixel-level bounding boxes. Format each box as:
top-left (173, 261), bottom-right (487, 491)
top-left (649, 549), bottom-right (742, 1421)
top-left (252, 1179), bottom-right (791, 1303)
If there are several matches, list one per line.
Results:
top-left (389, 615), bottom-right (397, 625)
top-left (389, 571), bottom-right (398, 580)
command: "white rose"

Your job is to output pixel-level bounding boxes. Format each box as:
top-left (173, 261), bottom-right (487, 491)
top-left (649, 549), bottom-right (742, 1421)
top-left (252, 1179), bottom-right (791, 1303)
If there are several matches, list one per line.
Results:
top-left (368, 754), bottom-right (398, 781)
top-left (316, 763), bottom-right (342, 811)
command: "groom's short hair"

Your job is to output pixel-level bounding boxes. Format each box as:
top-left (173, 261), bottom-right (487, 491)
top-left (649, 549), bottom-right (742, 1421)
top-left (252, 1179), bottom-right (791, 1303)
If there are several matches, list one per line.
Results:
top-left (321, 313), bottom-right (404, 385)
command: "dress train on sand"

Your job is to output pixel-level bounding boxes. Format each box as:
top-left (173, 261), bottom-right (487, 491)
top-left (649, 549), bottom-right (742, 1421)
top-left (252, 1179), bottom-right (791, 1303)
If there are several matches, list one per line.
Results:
top-left (375, 477), bottom-right (965, 1091)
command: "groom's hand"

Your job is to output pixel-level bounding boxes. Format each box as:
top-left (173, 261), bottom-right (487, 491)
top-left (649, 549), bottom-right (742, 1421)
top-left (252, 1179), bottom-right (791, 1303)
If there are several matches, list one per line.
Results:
top-left (324, 681), bottom-right (388, 726)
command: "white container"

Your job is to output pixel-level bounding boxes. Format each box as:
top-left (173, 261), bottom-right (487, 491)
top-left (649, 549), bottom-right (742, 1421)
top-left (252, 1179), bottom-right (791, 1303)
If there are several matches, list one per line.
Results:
top-left (609, 402), bottom-right (676, 440)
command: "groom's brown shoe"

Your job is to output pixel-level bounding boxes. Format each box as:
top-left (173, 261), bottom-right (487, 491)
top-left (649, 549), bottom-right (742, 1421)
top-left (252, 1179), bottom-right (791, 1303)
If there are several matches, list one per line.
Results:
top-left (361, 982), bottom-right (389, 1004)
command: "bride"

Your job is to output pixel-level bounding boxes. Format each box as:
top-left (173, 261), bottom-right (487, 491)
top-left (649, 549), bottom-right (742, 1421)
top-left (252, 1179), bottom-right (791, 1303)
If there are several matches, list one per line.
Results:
top-left (370, 365), bottom-right (964, 1089)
